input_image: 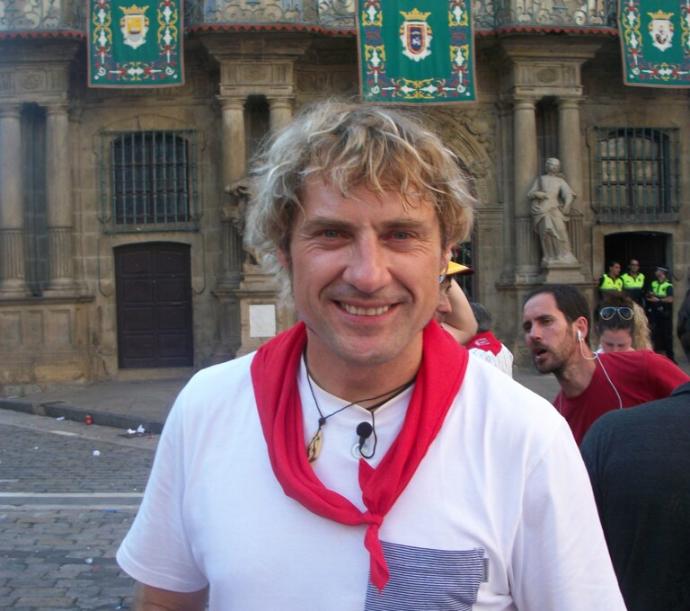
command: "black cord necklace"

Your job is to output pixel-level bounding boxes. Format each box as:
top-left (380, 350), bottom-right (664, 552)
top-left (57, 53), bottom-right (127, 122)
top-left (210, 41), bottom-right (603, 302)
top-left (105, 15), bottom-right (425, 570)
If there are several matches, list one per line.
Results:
top-left (304, 365), bottom-right (415, 463)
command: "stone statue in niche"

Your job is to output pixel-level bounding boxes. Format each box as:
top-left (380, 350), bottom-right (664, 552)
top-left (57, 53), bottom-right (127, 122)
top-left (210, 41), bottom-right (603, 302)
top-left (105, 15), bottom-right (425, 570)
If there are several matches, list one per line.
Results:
top-left (527, 157), bottom-right (578, 267)
top-left (223, 178), bottom-right (259, 267)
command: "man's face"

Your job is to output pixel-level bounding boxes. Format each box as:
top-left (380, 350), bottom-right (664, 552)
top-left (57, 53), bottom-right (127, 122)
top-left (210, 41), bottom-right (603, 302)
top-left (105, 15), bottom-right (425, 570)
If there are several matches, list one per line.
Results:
top-left (655, 269), bottom-right (666, 281)
top-left (629, 260), bottom-right (640, 273)
top-left (283, 177), bottom-right (449, 373)
top-left (599, 328), bottom-right (634, 353)
top-left (609, 263), bottom-right (621, 277)
top-left (522, 293), bottom-right (579, 374)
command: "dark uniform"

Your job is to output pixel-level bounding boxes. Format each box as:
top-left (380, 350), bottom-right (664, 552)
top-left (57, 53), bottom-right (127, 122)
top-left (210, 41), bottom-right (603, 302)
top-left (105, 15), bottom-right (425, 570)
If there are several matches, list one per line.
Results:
top-left (648, 277), bottom-right (674, 361)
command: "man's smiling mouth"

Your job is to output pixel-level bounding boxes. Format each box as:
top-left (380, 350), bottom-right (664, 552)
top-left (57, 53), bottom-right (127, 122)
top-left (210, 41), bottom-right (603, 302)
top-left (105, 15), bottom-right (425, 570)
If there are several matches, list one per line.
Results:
top-left (339, 303), bottom-right (391, 316)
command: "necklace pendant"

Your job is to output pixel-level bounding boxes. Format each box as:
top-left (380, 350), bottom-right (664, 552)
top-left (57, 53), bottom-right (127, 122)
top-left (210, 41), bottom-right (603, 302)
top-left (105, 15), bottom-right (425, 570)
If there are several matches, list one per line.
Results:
top-left (307, 428), bottom-right (323, 463)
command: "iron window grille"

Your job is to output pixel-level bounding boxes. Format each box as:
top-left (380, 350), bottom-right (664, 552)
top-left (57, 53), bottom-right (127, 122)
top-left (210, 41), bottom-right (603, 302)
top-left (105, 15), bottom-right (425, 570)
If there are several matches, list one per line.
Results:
top-left (100, 130), bottom-right (200, 232)
top-left (593, 127), bottom-right (679, 223)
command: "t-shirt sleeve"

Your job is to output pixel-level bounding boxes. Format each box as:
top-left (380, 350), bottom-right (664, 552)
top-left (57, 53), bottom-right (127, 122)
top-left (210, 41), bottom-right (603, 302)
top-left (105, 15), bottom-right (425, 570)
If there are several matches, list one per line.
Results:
top-left (116, 386), bottom-right (208, 592)
top-left (510, 420), bottom-right (625, 610)
top-left (646, 351), bottom-right (689, 396)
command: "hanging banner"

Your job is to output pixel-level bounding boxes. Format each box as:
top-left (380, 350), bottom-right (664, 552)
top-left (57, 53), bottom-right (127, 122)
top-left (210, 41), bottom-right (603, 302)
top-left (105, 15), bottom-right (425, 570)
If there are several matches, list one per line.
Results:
top-left (619, 0), bottom-right (690, 87)
top-left (88, 0), bottom-right (184, 87)
top-left (357, 0), bottom-right (476, 103)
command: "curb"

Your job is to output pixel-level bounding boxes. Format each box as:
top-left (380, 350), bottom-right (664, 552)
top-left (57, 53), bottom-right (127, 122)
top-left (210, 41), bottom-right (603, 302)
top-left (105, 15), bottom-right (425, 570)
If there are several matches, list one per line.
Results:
top-left (0, 398), bottom-right (164, 434)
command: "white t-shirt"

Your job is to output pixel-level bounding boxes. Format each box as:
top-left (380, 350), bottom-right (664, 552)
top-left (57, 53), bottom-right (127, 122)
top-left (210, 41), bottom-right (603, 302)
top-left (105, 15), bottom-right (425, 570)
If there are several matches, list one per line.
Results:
top-left (468, 345), bottom-right (514, 377)
top-left (117, 353), bottom-right (624, 610)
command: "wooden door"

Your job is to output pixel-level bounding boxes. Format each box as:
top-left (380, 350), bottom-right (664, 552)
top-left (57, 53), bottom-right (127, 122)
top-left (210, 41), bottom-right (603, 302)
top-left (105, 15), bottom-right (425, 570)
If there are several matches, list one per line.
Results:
top-left (115, 242), bottom-right (193, 368)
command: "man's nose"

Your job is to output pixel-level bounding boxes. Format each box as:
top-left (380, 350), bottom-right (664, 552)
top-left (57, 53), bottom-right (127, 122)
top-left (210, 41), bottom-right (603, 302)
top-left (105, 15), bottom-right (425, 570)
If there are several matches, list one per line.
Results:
top-left (342, 235), bottom-right (391, 293)
top-left (525, 324), bottom-right (541, 343)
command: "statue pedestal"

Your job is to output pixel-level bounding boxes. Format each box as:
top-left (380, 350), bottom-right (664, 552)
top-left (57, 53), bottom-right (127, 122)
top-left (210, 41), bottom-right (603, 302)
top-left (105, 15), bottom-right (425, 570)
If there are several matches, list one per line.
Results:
top-left (235, 265), bottom-right (295, 357)
top-left (541, 261), bottom-right (587, 284)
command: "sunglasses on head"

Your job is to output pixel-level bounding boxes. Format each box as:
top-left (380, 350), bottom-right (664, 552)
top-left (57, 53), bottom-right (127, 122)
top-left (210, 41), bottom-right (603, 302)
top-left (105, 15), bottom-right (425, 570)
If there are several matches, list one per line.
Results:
top-left (600, 306), bottom-right (634, 321)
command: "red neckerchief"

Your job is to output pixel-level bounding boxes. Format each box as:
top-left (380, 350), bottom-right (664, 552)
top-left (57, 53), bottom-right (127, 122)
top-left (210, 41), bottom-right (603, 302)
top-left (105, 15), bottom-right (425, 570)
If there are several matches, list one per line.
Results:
top-left (251, 320), bottom-right (468, 591)
top-left (466, 331), bottom-right (503, 356)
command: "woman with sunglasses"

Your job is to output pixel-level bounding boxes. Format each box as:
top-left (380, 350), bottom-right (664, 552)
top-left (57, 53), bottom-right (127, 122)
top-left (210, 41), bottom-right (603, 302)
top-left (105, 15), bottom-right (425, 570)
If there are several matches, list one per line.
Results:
top-left (595, 294), bottom-right (652, 353)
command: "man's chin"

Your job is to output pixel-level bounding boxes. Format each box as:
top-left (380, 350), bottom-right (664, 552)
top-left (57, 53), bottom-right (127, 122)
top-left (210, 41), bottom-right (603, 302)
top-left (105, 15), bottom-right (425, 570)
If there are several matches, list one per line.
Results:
top-left (533, 356), bottom-right (557, 374)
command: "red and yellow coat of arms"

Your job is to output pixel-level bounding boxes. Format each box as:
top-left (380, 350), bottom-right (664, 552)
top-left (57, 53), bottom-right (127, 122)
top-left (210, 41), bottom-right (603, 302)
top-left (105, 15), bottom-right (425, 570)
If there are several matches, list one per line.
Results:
top-left (399, 8), bottom-right (433, 62)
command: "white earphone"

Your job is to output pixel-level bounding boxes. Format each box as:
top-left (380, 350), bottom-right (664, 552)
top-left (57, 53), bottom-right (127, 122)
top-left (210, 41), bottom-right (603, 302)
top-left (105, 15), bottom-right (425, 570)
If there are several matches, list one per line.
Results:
top-left (576, 330), bottom-right (583, 342)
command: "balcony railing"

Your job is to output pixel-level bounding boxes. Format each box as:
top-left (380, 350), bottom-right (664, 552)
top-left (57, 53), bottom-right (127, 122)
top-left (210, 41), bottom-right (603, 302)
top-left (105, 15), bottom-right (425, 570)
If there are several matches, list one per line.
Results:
top-left (1, 0), bottom-right (619, 34)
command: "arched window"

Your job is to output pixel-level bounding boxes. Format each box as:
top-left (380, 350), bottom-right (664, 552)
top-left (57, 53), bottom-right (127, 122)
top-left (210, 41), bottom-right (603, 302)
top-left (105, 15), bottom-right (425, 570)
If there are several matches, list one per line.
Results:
top-left (110, 131), bottom-right (196, 226)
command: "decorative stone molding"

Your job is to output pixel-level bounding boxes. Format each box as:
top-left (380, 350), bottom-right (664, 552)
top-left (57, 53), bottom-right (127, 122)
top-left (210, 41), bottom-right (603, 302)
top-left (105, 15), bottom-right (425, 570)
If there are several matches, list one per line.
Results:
top-left (46, 227), bottom-right (75, 291)
top-left (0, 229), bottom-right (26, 294)
top-left (202, 0), bottom-right (302, 24)
top-left (499, 40), bottom-right (603, 99)
top-left (428, 107), bottom-right (496, 203)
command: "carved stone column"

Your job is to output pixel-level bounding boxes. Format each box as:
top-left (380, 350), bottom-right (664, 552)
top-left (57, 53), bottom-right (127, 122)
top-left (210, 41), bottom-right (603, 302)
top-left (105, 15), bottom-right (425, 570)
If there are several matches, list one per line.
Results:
top-left (220, 96), bottom-right (246, 189)
top-left (512, 97), bottom-right (539, 280)
top-left (0, 105), bottom-right (27, 296)
top-left (213, 97), bottom-right (248, 359)
top-left (268, 97), bottom-right (294, 133)
top-left (45, 103), bottom-right (76, 293)
top-left (557, 97), bottom-right (583, 200)
top-left (217, 96), bottom-right (247, 290)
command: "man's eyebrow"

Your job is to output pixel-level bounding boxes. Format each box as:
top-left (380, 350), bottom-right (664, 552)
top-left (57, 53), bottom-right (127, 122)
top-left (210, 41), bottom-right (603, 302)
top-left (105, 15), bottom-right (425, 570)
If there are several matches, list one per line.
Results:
top-left (298, 217), bottom-right (355, 232)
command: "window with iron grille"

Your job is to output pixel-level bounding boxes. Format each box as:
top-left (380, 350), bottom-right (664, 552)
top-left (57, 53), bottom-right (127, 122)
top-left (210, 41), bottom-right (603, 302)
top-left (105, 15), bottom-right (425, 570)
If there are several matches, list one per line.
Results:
top-left (594, 127), bottom-right (679, 222)
top-left (101, 130), bottom-right (199, 231)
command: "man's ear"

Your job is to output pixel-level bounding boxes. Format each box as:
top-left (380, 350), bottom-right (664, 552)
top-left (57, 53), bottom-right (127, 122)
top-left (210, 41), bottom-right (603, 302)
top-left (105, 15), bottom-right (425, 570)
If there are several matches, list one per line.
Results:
top-left (574, 316), bottom-right (589, 341)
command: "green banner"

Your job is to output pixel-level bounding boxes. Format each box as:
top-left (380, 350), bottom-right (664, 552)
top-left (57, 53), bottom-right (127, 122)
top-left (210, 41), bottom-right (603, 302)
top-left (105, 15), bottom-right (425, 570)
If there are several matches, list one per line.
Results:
top-left (88, 0), bottom-right (184, 87)
top-left (619, 0), bottom-right (690, 87)
top-left (357, 0), bottom-right (476, 103)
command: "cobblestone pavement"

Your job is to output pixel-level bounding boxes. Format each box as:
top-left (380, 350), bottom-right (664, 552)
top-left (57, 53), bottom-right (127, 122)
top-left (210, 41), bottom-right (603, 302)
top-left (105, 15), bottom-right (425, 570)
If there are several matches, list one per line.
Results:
top-left (0, 410), bottom-right (156, 609)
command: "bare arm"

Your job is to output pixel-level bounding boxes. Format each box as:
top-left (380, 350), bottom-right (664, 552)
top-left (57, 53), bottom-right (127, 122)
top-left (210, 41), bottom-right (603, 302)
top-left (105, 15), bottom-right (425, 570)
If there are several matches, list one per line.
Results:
top-left (133, 583), bottom-right (208, 611)
top-left (440, 279), bottom-right (477, 345)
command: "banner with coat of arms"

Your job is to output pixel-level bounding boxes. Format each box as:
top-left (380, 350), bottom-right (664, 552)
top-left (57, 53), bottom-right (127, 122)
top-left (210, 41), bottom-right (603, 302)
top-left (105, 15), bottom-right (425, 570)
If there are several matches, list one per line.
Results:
top-left (619, 0), bottom-right (690, 86)
top-left (88, 0), bottom-right (184, 87)
top-left (357, 0), bottom-right (476, 103)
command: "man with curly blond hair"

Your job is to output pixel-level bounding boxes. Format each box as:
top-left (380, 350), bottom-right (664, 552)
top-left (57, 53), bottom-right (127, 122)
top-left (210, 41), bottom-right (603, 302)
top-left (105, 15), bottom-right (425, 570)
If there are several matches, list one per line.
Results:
top-left (117, 101), bottom-right (624, 610)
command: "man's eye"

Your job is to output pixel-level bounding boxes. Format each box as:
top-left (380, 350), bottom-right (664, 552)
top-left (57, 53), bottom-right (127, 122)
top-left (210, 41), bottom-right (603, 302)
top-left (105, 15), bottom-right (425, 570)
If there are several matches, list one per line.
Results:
top-left (322, 229), bottom-right (341, 238)
top-left (390, 231), bottom-right (412, 240)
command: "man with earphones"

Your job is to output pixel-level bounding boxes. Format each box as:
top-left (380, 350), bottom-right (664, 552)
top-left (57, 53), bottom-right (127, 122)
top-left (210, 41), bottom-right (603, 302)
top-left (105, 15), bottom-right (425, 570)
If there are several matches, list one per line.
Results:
top-left (522, 284), bottom-right (688, 444)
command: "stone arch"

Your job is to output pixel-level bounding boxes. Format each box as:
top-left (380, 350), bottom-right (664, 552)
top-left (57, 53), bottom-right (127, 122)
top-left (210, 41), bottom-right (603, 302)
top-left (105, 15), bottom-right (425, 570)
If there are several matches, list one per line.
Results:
top-left (426, 108), bottom-right (496, 205)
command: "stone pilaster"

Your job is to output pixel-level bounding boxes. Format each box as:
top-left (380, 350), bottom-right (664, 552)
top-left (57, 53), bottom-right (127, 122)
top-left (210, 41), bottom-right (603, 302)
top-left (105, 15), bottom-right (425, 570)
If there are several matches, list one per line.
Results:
top-left (512, 97), bottom-right (540, 280)
top-left (268, 97), bottom-right (294, 133)
top-left (219, 96), bottom-right (246, 189)
top-left (45, 103), bottom-right (76, 293)
top-left (557, 97), bottom-right (583, 200)
top-left (0, 105), bottom-right (27, 296)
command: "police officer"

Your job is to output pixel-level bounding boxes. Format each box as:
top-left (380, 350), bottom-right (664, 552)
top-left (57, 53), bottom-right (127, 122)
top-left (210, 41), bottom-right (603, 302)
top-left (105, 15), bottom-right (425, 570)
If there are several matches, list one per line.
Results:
top-left (621, 259), bottom-right (645, 305)
top-left (647, 266), bottom-right (674, 361)
top-left (599, 260), bottom-right (623, 300)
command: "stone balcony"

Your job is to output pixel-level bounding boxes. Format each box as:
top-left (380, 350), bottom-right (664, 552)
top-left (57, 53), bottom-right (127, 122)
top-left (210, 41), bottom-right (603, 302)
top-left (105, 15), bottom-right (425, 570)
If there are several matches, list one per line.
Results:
top-left (0, 0), bottom-right (618, 34)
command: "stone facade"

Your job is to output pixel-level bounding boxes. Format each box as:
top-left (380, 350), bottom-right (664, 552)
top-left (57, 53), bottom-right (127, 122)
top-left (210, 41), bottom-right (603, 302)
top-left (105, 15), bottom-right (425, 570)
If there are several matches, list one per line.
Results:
top-left (1, 2), bottom-right (689, 387)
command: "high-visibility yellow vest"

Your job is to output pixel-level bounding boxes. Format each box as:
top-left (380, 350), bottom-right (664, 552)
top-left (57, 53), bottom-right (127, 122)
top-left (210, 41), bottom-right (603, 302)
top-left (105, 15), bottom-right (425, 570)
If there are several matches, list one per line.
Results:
top-left (600, 274), bottom-right (623, 291)
top-left (651, 280), bottom-right (672, 298)
top-left (621, 272), bottom-right (645, 290)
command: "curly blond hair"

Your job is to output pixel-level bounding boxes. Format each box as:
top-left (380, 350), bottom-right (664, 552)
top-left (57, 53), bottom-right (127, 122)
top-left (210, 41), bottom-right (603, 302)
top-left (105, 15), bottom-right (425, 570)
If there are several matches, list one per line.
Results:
top-left (245, 101), bottom-right (476, 298)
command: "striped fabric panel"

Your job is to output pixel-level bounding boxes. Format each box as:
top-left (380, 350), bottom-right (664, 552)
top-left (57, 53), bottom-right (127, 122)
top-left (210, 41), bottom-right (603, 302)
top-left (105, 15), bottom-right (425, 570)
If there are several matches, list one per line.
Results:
top-left (364, 541), bottom-right (486, 611)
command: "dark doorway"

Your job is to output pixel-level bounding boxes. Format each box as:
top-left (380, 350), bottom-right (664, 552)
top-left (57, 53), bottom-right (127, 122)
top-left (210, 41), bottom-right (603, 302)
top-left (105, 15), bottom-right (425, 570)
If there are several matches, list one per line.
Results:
top-left (604, 232), bottom-right (669, 285)
top-left (115, 242), bottom-right (193, 368)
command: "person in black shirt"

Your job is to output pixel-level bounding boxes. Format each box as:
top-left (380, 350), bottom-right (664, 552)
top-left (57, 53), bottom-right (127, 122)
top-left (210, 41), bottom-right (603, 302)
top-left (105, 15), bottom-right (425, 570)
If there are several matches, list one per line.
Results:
top-left (581, 383), bottom-right (690, 611)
